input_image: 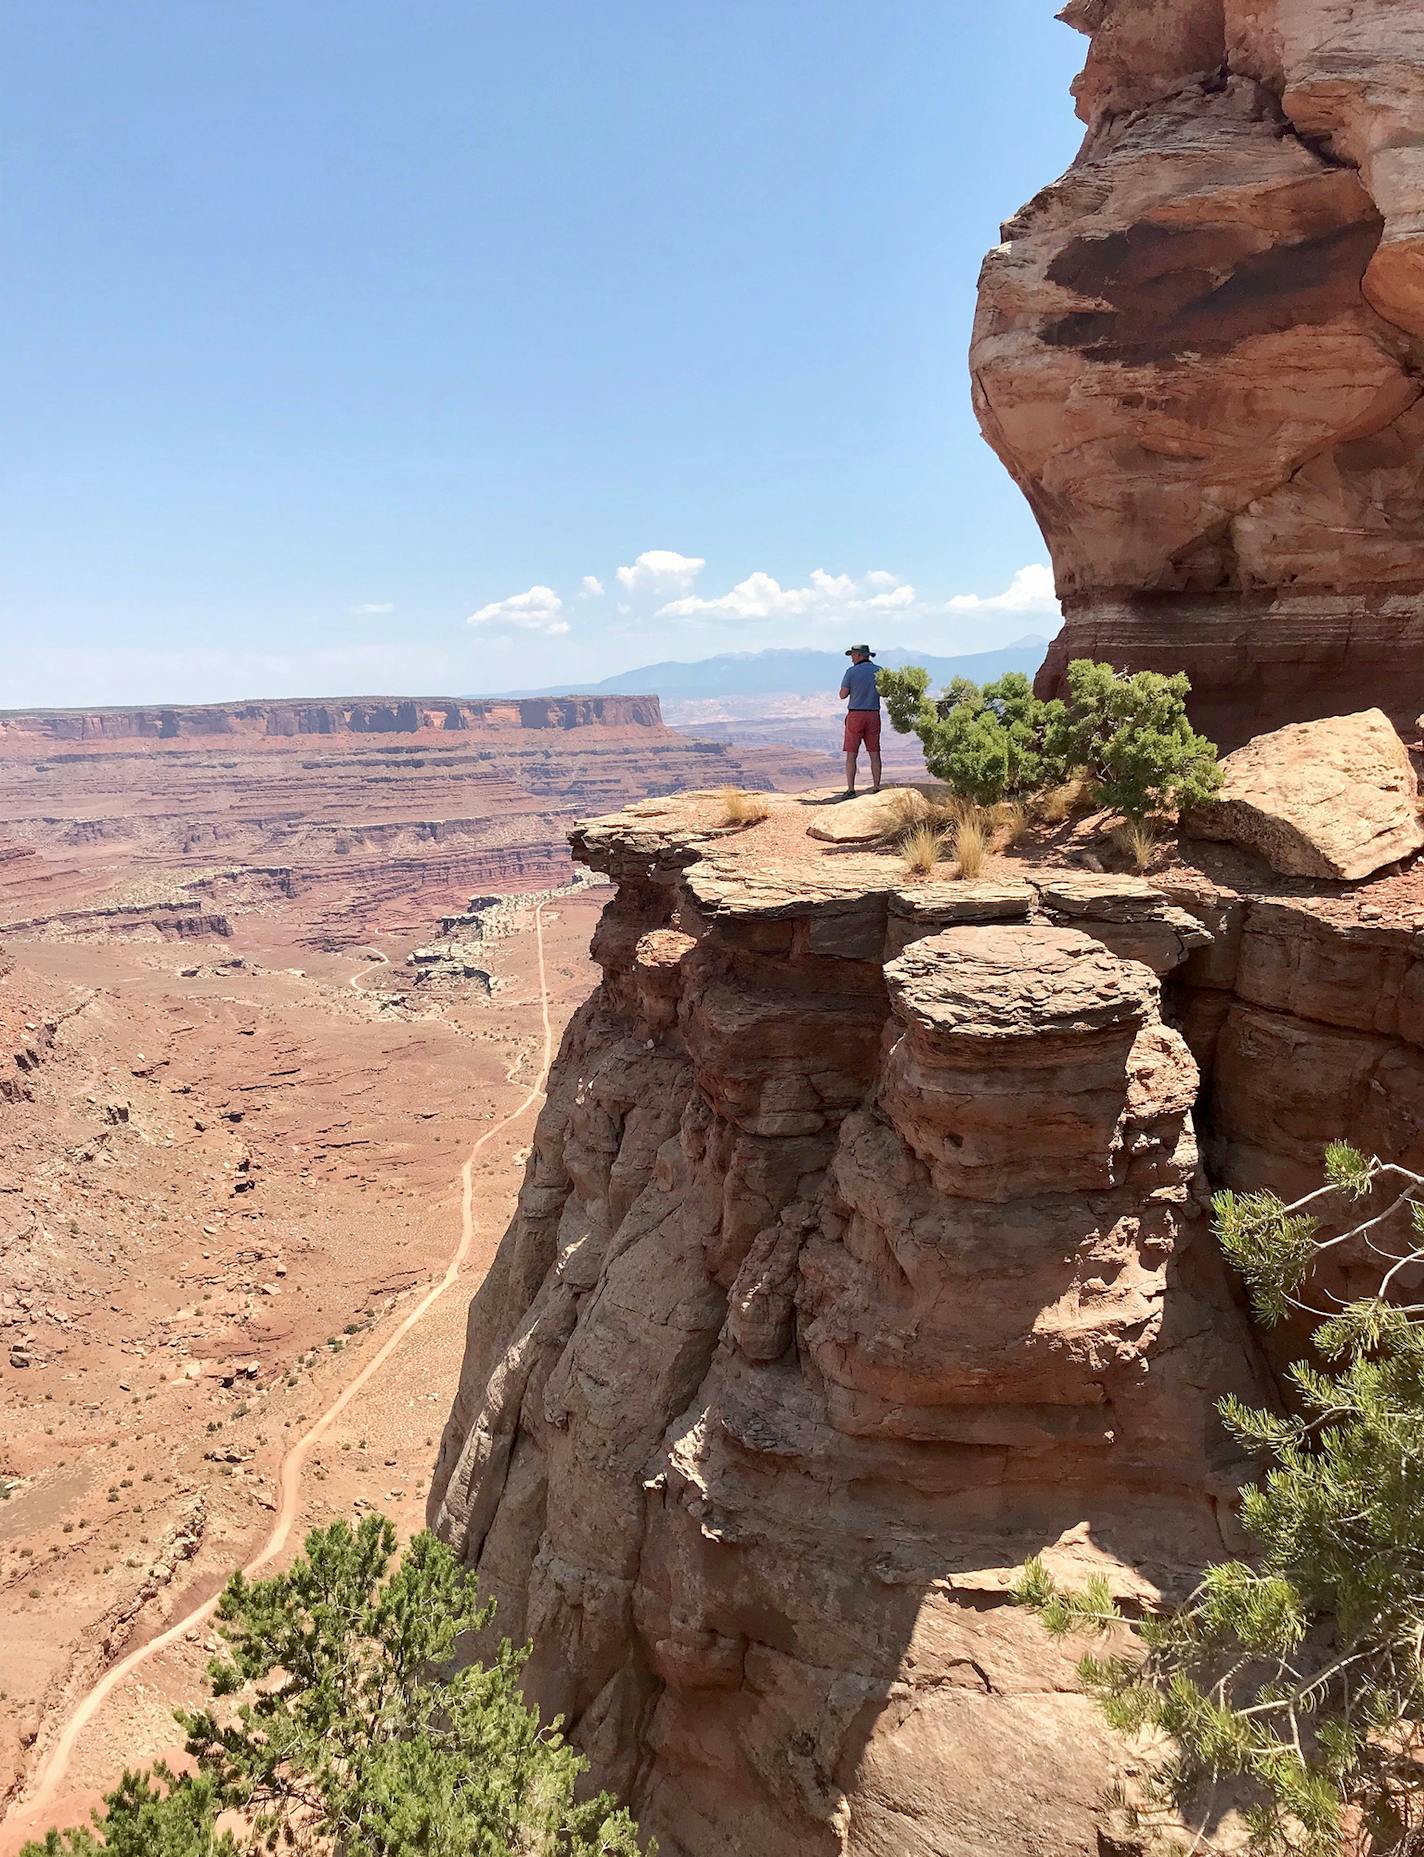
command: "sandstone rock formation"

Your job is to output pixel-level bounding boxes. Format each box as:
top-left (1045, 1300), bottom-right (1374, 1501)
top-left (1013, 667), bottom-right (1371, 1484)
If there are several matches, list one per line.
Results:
top-left (1169, 884), bottom-right (1424, 1206)
top-left (1185, 706), bottom-right (1424, 878)
top-left (430, 794), bottom-right (1284, 1856)
top-left (971, 0), bottom-right (1424, 748)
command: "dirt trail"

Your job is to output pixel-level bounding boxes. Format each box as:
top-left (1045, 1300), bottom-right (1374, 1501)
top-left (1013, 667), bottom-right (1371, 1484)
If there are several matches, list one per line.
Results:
top-left (8, 906), bottom-right (553, 1835)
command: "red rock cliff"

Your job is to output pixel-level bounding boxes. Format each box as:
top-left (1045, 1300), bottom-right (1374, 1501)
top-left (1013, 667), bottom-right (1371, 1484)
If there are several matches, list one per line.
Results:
top-left (430, 793), bottom-right (1294, 1856)
top-left (0, 695), bottom-right (664, 742)
top-left (971, 0), bottom-right (1424, 748)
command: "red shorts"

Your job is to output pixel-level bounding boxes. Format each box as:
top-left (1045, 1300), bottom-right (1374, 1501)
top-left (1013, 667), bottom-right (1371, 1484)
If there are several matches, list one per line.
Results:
top-left (843, 710), bottom-right (882, 754)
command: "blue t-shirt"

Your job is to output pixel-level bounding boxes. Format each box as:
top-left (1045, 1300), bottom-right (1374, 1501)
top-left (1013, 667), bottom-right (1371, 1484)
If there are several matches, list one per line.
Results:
top-left (843, 660), bottom-right (880, 710)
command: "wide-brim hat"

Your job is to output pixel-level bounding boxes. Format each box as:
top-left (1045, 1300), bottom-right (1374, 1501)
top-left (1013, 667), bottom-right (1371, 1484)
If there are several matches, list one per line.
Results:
top-left (844, 644), bottom-right (872, 656)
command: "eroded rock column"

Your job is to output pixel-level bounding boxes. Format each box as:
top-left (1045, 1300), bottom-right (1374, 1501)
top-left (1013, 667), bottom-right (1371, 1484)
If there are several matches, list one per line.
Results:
top-left (431, 800), bottom-right (1276, 1857)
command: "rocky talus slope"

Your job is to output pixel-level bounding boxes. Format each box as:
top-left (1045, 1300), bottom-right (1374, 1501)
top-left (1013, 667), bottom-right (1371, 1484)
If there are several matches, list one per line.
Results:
top-left (427, 788), bottom-right (1424, 1855)
top-left (971, 0), bottom-right (1424, 747)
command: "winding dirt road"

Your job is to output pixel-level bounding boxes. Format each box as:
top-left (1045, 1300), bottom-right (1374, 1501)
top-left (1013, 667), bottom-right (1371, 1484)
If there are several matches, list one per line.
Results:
top-left (7, 905), bottom-right (552, 1837)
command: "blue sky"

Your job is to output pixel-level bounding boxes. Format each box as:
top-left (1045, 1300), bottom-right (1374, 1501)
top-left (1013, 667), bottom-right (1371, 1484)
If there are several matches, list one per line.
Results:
top-left (2, 3), bottom-right (1085, 707)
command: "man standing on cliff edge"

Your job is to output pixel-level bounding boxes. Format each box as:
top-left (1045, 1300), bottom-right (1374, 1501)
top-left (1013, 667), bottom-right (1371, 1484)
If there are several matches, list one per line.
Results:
top-left (839, 644), bottom-right (882, 799)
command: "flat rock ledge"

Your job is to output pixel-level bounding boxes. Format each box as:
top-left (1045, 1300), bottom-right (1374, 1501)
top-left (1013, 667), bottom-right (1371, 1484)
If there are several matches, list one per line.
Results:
top-left (571, 791), bottom-right (1215, 976)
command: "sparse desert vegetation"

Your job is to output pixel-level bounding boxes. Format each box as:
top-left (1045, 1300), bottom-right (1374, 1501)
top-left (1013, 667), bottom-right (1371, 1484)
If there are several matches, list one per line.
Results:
top-left (992, 798), bottom-right (1027, 849)
top-left (717, 786), bottom-right (772, 827)
top-left (1111, 816), bottom-right (1163, 872)
top-left (899, 822), bottom-right (943, 879)
top-left (953, 810), bottom-right (988, 878)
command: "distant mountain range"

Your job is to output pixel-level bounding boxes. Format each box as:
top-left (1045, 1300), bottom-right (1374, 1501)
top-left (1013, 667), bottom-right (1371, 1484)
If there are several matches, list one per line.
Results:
top-left (488, 638), bottom-right (1048, 702)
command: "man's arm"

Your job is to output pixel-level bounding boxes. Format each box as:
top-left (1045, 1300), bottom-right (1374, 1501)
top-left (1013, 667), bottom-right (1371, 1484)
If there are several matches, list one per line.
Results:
top-left (838, 679), bottom-right (850, 700)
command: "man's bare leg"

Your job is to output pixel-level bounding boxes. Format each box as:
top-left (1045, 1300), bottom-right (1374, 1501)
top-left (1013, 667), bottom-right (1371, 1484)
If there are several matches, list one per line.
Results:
top-left (844, 749), bottom-right (857, 796)
top-left (869, 749), bottom-right (882, 792)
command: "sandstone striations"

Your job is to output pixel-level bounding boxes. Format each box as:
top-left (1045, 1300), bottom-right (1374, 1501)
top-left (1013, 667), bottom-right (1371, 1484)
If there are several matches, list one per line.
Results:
top-left (0, 698), bottom-right (831, 948)
top-left (428, 791), bottom-right (1320, 1856)
top-left (970, 0), bottom-right (1424, 747)
top-left (0, 695), bottom-right (664, 743)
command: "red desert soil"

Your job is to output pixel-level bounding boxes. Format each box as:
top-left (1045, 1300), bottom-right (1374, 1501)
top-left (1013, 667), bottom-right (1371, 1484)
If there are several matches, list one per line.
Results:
top-left (0, 891), bottom-right (597, 1850)
top-left (0, 698), bottom-right (833, 1850)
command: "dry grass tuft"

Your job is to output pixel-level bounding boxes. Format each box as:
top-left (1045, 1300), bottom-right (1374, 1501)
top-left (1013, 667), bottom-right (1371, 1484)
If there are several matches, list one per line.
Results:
top-left (1038, 783), bottom-right (1074, 825)
top-left (1038, 771), bottom-right (1104, 825)
top-left (881, 789), bottom-right (932, 839)
top-left (1112, 817), bottom-right (1163, 872)
top-left (954, 811), bottom-right (988, 879)
top-left (717, 786), bottom-right (771, 827)
top-left (934, 792), bottom-right (980, 831)
top-left (880, 787), bottom-right (992, 857)
top-left (899, 822), bottom-right (944, 879)
top-left (992, 799), bottom-right (1027, 848)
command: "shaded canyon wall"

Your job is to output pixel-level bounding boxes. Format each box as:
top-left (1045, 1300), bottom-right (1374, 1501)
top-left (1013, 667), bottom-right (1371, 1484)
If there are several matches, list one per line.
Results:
top-left (428, 800), bottom-right (1345, 1856)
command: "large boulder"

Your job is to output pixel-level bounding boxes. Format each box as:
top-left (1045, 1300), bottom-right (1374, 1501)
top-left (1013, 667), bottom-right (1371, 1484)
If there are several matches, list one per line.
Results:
top-left (1186, 708), bottom-right (1423, 880)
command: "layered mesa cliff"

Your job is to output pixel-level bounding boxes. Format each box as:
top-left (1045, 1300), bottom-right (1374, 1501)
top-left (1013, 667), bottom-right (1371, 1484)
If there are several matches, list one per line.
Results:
top-left (430, 790), bottom-right (1423, 1854)
top-left (971, 0), bottom-right (1424, 747)
top-left (0, 696), bottom-right (830, 947)
top-left (0, 695), bottom-right (663, 743)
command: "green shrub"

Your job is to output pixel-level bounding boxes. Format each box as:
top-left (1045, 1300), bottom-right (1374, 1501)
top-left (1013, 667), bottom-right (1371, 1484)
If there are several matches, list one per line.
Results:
top-left (19, 1771), bottom-right (234, 1856)
top-left (1048, 659), bottom-right (1223, 819)
top-left (878, 657), bottom-right (1220, 818)
top-left (24, 1517), bottom-right (646, 1857)
top-left (878, 668), bottom-right (1065, 806)
top-left (1018, 1146), bottom-right (1424, 1857)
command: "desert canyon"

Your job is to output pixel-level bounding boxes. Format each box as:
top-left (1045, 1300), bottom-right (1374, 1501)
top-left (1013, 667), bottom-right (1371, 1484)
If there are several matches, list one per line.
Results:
top-left (5, 1), bottom-right (1424, 1854)
top-left (0, 699), bottom-right (827, 1847)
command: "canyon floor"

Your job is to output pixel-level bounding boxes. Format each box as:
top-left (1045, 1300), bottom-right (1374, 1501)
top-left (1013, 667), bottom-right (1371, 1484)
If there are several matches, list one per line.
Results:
top-left (0, 883), bottom-right (605, 1851)
top-left (0, 698), bottom-right (839, 1851)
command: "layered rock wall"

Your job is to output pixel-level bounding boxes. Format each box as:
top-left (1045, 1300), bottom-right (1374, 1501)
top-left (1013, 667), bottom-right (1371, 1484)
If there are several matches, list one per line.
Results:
top-left (972, 0), bottom-right (1424, 746)
top-left (430, 799), bottom-right (1280, 1856)
top-left (0, 714), bottom-right (831, 946)
top-left (0, 695), bottom-right (664, 742)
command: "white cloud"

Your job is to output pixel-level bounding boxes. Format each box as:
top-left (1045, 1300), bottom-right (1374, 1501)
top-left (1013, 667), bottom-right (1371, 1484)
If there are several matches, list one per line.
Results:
top-left (866, 584), bottom-right (915, 610)
top-left (660, 567), bottom-right (917, 624)
top-left (808, 569), bottom-right (856, 600)
top-left (945, 563), bottom-right (1058, 614)
top-left (466, 585), bottom-right (569, 636)
top-left (578, 575), bottom-right (605, 598)
top-left (661, 571), bottom-right (815, 620)
top-left (616, 549), bottom-right (706, 594)
top-left (353, 601), bottom-right (395, 615)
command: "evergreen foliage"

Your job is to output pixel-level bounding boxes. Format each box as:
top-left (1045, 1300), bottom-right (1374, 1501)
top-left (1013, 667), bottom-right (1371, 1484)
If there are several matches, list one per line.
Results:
top-left (1017, 1147), bottom-right (1424, 1857)
top-left (877, 657), bottom-right (1221, 817)
top-left (23, 1517), bottom-right (646, 1857)
top-left (19, 1770), bottom-right (235, 1857)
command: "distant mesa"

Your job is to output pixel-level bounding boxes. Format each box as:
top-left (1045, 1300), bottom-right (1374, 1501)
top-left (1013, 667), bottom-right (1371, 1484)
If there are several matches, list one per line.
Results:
top-left (0, 689), bottom-right (833, 950)
top-left (0, 694), bottom-right (664, 743)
